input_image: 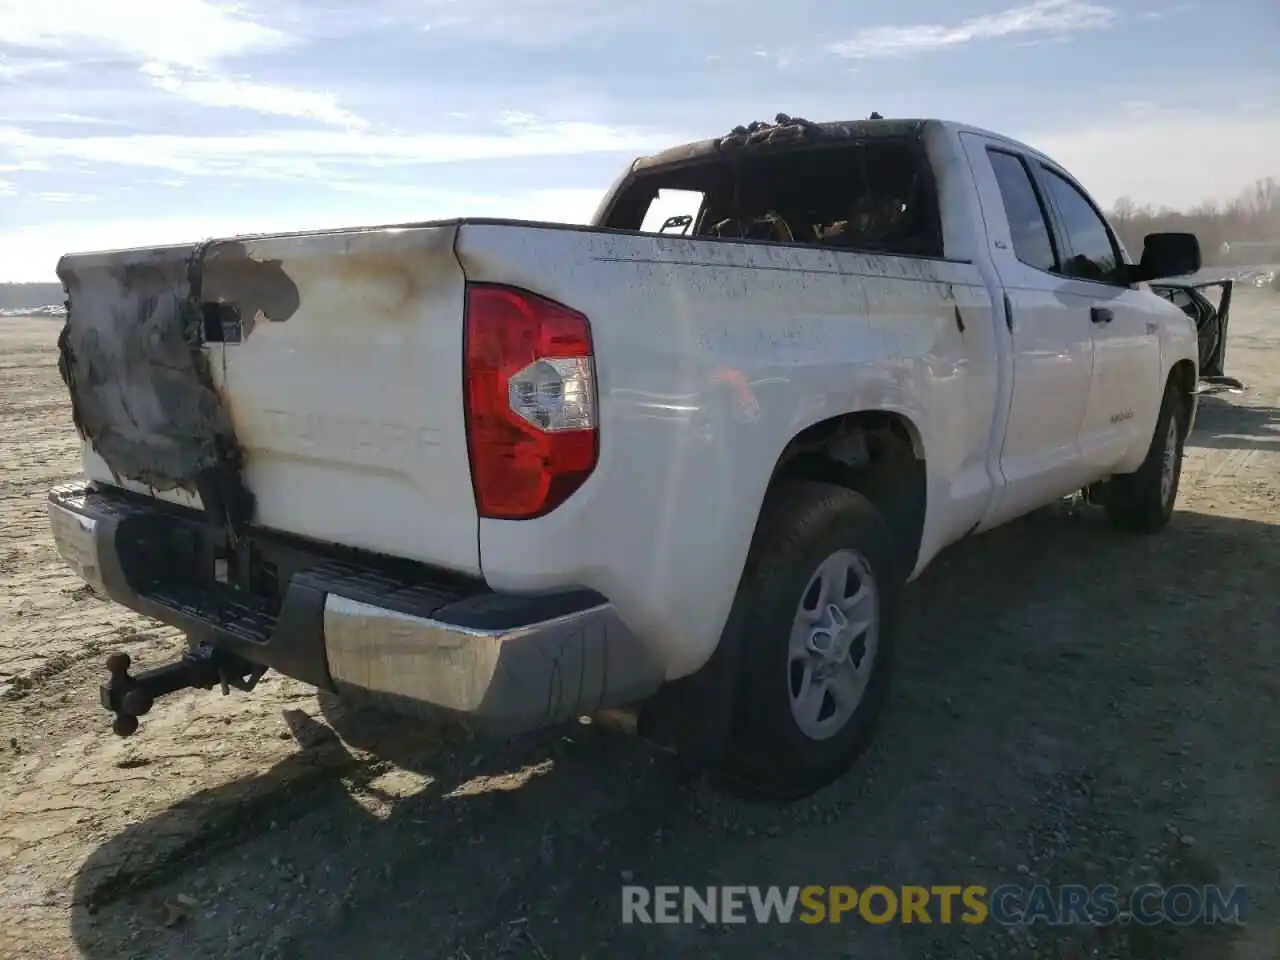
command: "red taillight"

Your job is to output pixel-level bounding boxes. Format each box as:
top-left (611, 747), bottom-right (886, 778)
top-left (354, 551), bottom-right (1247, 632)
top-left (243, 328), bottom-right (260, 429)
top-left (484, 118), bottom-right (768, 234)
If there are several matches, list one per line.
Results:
top-left (463, 283), bottom-right (598, 520)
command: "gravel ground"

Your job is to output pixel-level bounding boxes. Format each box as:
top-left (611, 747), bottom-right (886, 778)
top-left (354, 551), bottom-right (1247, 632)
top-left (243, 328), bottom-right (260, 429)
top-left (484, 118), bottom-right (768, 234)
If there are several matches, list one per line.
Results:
top-left (2, 292), bottom-right (1278, 960)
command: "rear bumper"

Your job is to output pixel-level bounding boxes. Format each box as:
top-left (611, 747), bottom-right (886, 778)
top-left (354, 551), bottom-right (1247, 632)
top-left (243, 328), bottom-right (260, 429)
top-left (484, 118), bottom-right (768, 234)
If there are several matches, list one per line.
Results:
top-left (47, 483), bottom-right (662, 733)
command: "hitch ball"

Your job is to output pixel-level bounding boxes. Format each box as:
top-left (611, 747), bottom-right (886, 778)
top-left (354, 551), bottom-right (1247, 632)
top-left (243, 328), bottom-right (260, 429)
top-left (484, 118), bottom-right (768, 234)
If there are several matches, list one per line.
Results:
top-left (104, 652), bottom-right (155, 715)
top-left (103, 652), bottom-right (154, 737)
top-left (99, 645), bottom-right (265, 737)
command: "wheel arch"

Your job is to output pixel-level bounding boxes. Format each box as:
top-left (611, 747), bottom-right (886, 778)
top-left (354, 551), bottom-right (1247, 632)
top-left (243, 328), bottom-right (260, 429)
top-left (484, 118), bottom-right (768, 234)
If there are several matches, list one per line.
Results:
top-left (766, 409), bottom-right (928, 579)
top-left (635, 407), bottom-right (927, 764)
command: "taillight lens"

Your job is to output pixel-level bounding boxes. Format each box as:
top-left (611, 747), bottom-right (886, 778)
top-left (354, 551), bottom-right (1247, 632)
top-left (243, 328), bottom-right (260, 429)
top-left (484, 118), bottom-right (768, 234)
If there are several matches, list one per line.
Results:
top-left (464, 283), bottom-right (598, 519)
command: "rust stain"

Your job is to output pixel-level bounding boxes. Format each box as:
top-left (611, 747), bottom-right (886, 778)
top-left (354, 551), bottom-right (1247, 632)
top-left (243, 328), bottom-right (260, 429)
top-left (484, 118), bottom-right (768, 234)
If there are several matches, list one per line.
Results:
top-left (330, 251), bottom-right (425, 319)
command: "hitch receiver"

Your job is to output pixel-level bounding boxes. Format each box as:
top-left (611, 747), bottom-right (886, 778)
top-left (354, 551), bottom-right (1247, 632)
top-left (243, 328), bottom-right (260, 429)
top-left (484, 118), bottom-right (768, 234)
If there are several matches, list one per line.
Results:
top-left (101, 646), bottom-right (268, 737)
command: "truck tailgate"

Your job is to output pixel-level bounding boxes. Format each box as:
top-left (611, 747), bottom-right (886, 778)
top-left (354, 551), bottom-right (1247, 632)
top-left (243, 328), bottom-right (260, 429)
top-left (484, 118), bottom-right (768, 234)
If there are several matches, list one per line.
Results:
top-left (56, 223), bottom-right (480, 574)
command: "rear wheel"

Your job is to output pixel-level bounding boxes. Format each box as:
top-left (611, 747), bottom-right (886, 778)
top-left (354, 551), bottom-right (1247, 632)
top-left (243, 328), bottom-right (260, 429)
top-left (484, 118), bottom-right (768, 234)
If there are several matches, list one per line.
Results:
top-left (1099, 381), bottom-right (1188, 534)
top-left (718, 481), bottom-right (900, 799)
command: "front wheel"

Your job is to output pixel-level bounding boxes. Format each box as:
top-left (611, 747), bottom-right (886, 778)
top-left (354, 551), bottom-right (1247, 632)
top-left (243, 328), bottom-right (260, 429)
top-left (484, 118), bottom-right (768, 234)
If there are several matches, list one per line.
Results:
top-left (1099, 381), bottom-right (1188, 534)
top-left (718, 481), bottom-right (901, 799)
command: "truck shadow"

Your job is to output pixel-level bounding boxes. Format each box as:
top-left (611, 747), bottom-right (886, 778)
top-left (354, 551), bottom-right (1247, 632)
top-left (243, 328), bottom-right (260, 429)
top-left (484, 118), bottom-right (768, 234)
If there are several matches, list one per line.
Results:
top-left (1187, 394), bottom-right (1280, 451)
top-left (67, 504), bottom-right (1277, 959)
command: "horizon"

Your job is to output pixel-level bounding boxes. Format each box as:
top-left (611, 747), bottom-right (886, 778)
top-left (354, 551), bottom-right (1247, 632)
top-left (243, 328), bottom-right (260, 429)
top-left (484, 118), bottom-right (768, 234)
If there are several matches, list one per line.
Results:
top-left (2, 0), bottom-right (1278, 283)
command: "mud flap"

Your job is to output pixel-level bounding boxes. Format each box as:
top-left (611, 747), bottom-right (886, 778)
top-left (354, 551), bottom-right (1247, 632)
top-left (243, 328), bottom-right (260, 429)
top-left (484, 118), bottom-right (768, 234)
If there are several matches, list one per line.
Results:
top-left (55, 241), bottom-right (292, 534)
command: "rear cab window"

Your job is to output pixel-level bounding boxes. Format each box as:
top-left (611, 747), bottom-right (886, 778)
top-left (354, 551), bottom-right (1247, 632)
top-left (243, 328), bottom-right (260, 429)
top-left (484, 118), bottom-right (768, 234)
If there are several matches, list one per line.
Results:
top-left (603, 127), bottom-right (945, 259)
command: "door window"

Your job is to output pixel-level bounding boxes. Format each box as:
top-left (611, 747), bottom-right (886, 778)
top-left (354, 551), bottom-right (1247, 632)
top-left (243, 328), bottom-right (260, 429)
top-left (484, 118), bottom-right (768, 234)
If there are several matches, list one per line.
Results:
top-left (1038, 167), bottom-right (1124, 284)
top-left (987, 149), bottom-right (1058, 273)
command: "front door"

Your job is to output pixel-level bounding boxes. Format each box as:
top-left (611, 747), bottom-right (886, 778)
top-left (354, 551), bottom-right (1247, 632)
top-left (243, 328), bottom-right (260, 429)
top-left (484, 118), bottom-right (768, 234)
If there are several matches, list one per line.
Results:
top-left (959, 133), bottom-right (1097, 528)
top-left (1029, 160), bottom-right (1163, 474)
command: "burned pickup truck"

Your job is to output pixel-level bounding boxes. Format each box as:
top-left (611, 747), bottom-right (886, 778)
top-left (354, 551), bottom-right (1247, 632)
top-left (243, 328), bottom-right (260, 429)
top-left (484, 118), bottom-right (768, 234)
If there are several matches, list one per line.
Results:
top-left (49, 114), bottom-right (1205, 798)
top-left (1151, 278), bottom-right (1244, 390)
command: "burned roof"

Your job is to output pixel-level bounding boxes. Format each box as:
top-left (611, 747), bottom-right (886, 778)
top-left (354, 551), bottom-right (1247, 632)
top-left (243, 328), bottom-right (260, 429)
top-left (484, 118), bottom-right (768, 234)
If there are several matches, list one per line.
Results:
top-left (631, 114), bottom-right (930, 172)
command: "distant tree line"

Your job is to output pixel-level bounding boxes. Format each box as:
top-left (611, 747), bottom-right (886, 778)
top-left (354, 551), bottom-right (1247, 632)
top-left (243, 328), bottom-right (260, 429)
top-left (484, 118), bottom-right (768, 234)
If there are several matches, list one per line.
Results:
top-left (0, 282), bottom-right (63, 312)
top-left (1108, 177), bottom-right (1280, 267)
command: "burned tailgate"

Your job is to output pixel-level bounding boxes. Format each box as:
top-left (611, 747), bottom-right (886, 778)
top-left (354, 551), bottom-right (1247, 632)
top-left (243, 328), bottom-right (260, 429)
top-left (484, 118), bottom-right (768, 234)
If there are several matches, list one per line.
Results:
top-left (55, 241), bottom-right (301, 532)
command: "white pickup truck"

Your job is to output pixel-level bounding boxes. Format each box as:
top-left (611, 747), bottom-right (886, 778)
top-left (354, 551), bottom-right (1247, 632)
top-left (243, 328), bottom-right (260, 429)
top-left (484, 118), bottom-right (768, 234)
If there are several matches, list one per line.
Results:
top-left (48, 115), bottom-right (1203, 798)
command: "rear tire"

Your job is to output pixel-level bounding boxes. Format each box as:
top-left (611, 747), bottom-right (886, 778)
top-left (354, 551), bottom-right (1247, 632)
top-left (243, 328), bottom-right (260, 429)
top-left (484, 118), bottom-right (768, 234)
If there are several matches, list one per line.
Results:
top-left (717, 481), bottom-right (901, 800)
top-left (1100, 381), bottom-right (1188, 534)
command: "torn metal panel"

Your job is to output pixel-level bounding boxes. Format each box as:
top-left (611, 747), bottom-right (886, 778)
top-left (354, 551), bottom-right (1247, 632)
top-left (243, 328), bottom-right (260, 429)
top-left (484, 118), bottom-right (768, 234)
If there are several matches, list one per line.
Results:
top-left (54, 240), bottom-right (294, 532)
top-left (631, 116), bottom-right (929, 172)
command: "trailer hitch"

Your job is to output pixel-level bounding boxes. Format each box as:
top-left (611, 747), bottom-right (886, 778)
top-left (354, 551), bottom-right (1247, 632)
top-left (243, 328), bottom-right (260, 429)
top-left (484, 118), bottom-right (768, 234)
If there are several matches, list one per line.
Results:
top-left (101, 645), bottom-right (268, 737)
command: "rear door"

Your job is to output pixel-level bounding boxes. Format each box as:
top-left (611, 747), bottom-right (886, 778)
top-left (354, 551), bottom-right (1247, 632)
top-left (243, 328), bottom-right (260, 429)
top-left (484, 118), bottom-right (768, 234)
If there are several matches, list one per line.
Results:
top-left (959, 133), bottom-right (1096, 527)
top-left (1028, 160), bottom-right (1163, 473)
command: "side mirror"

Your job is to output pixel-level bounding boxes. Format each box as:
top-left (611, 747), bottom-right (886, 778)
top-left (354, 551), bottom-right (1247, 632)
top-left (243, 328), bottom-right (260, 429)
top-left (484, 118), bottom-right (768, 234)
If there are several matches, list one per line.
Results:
top-left (1130, 232), bottom-right (1201, 283)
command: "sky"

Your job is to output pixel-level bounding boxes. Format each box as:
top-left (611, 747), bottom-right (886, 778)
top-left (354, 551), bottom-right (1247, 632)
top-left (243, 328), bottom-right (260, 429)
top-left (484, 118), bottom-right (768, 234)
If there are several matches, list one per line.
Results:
top-left (0, 0), bottom-right (1277, 282)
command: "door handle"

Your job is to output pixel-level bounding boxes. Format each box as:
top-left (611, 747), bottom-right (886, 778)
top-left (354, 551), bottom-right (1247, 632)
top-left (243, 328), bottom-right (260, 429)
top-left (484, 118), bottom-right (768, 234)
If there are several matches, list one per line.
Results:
top-left (1091, 307), bottom-right (1113, 324)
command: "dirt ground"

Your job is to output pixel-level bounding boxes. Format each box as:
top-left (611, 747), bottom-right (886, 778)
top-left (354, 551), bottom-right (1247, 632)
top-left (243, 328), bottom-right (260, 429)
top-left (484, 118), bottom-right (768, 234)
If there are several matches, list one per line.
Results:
top-left (2, 294), bottom-right (1278, 960)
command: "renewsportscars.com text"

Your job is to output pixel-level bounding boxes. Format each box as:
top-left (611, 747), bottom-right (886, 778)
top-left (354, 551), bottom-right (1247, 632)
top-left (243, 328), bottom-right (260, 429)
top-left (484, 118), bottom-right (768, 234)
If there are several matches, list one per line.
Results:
top-left (620, 884), bottom-right (1248, 926)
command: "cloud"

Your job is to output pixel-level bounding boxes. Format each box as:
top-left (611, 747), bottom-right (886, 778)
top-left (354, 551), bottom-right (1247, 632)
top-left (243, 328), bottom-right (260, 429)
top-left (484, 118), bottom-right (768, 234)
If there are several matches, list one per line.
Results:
top-left (1, 1), bottom-right (362, 128)
top-left (285, 0), bottom-right (739, 48)
top-left (0, 0), bottom-right (285, 69)
top-left (829, 0), bottom-right (1115, 58)
top-left (0, 55), bottom-right (70, 80)
top-left (38, 191), bottom-right (96, 203)
top-left (0, 121), bottom-right (676, 182)
top-left (1140, 3), bottom-right (1192, 20)
top-left (0, 112), bottom-right (136, 128)
top-left (390, 0), bottom-right (636, 46)
top-left (141, 63), bottom-right (366, 129)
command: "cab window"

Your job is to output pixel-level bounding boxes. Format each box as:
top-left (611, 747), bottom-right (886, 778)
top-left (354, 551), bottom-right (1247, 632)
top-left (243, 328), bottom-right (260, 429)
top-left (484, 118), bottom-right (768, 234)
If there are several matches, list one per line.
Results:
top-left (1038, 166), bottom-right (1124, 284)
top-left (987, 149), bottom-right (1058, 272)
